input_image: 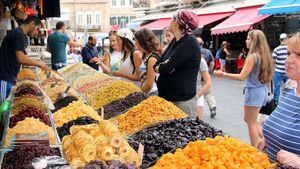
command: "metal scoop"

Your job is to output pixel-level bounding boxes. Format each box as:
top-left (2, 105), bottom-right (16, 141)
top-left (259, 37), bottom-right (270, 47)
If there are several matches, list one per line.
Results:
top-left (58, 85), bottom-right (71, 100)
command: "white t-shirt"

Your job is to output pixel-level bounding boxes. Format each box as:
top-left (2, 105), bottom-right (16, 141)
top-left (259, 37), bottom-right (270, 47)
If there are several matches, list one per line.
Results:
top-left (119, 53), bottom-right (141, 86)
top-left (196, 59), bottom-right (208, 90)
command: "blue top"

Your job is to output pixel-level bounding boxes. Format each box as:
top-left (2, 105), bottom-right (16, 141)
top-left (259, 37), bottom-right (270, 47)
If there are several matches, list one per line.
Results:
top-left (155, 34), bottom-right (201, 102)
top-left (47, 31), bottom-right (70, 64)
top-left (259, 0), bottom-right (300, 15)
top-left (81, 44), bottom-right (99, 70)
top-left (0, 28), bottom-right (27, 84)
top-left (245, 54), bottom-right (265, 88)
top-left (263, 88), bottom-right (300, 162)
top-left (200, 47), bottom-right (214, 66)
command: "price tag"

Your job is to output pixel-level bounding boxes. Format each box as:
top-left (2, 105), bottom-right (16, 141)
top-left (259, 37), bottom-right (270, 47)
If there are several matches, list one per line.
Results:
top-left (138, 143), bottom-right (144, 163)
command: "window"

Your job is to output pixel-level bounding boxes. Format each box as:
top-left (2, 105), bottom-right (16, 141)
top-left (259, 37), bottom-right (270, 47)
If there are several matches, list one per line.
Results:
top-left (121, 0), bottom-right (125, 6)
top-left (76, 12), bottom-right (84, 25)
top-left (110, 16), bottom-right (118, 25)
top-left (87, 13), bottom-right (92, 26)
top-left (95, 12), bottom-right (101, 25)
top-left (128, 0), bottom-right (132, 5)
top-left (112, 0), bottom-right (117, 6)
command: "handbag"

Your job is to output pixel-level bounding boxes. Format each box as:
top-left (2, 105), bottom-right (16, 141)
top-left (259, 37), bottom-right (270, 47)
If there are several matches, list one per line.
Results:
top-left (260, 80), bottom-right (277, 115)
top-left (259, 95), bottom-right (277, 115)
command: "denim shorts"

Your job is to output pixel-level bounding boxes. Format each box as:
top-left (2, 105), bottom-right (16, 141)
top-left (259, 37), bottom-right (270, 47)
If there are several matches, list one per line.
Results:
top-left (243, 86), bottom-right (267, 107)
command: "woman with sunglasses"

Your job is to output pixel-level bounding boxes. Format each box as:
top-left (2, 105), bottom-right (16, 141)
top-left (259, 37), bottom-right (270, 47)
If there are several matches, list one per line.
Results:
top-left (154, 9), bottom-right (200, 117)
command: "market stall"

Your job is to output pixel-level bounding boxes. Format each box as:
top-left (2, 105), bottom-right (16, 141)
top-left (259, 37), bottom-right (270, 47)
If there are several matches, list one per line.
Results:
top-left (0, 63), bottom-right (296, 169)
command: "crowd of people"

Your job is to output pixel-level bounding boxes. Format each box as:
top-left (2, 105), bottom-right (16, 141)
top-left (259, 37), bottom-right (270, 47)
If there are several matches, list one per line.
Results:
top-left (0, 10), bottom-right (299, 168)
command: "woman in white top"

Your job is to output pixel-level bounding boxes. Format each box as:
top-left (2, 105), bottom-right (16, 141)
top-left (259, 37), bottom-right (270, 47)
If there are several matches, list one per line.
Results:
top-left (112, 28), bottom-right (142, 86)
top-left (99, 31), bottom-right (123, 74)
top-left (134, 28), bottom-right (160, 95)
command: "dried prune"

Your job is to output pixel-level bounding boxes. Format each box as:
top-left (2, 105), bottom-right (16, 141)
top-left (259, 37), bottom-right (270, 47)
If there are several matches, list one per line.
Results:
top-left (53, 96), bottom-right (78, 113)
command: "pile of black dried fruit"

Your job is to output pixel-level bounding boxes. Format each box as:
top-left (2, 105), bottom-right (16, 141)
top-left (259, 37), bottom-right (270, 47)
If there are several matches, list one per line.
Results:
top-left (84, 160), bottom-right (137, 169)
top-left (1, 143), bottom-right (60, 169)
top-left (56, 116), bottom-right (99, 140)
top-left (127, 117), bottom-right (224, 167)
top-left (10, 106), bottom-right (51, 128)
top-left (53, 96), bottom-right (78, 113)
top-left (15, 83), bottom-right (43, 98)
top-left (101, 92), bottom-right (149, 119)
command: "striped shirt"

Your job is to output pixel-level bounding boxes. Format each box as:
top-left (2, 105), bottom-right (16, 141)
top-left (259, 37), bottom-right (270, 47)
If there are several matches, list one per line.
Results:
top-left (272, 45), bottom-right (288, 73)
top-left (263, 88), bottom-right (300, 162)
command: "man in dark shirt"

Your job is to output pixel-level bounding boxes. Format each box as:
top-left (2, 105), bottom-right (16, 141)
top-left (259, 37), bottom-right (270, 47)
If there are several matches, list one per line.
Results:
top-left (0, 16), bottom-right (48, 104)
top-left (81, 35), bottom-right (100, 70)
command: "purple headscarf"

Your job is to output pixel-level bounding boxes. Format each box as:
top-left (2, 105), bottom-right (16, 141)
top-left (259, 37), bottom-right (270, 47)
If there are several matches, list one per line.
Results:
top-left (176, 9), bottom-right (199, 34)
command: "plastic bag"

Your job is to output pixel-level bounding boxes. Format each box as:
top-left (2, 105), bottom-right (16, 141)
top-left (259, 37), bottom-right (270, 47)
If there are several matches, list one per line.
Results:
top-left (32, 156), bottom-right (71, 169)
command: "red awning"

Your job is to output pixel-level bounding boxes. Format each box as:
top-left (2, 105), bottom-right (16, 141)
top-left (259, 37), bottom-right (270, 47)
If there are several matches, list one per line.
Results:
top-left (140, 18), bottom-right (172, 30)
top-left (198, 12), bottom-right (233, 28)
top-left (211, 5), bottom-right (271, 35)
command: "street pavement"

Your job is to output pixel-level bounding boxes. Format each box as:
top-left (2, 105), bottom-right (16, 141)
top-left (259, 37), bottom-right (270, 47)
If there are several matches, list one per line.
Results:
top-left (202, 75), bottom-right (250, 144)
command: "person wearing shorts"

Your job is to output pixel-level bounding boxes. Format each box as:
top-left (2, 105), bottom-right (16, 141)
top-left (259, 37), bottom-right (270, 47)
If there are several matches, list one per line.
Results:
top-left (196, 58), bottom-right (211, 119)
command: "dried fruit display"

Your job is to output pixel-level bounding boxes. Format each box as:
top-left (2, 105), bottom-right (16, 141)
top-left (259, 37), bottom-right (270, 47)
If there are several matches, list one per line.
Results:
top-left (10, 106), bottom-right (51, 128)
top-left (102, 92), bottom-right (149, 119)
top-left (62, 121), bottom-right (140, 168)
top-left (1, 143), bottom-right (60, 169)
top-left (42, 77), bottom-right (65, 86)
top-left (53, 95), bottom-right (79, 113)
top-left (78, 78), bottom-right (115, 97)
top-left (17, 68), bottom-right (36, 81)
top-left (38, 69), bottom-right (63, 81)
top-left (11, 97), bottom-right (47, 115)
top-left (74, 72), bottom-right (110, 90)
top-left (57, 116), bottom-right (99, 140)
top-left (5, 117), bottom-right (56, 147)
top-left (111, 96), bottom-right (187, 135)
top-left (89, 81), bottom-right (141, 110)
top-left (14, 81), bottom-right (43, 98)
top-left (84, 160), bottom-right (137, 169)
top-left (59, 63), bottom-right (96, 82)
top-left (53, 100), bottom-right (102, 127)
top-left (127, 117), bottom-right (224, 167)
top-left (42, 80), bottom-right (77, 102)
top-left (13, 94), bottom-right (42, 104)
top-left (152, 136), bottom-right (272, 169)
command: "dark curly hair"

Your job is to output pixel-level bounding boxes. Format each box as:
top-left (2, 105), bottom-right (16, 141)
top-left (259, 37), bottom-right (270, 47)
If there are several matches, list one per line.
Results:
top-left (134, 28), bottom-right (161, 58)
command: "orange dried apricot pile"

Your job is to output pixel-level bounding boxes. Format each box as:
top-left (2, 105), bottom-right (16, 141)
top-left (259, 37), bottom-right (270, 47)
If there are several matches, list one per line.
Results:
top-left (152, 136), bottom-right (272, 169)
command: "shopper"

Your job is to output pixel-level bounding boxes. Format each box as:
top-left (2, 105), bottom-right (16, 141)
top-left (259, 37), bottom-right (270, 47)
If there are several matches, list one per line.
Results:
top-left (47, 21), bottom-right (81, 70)
top-left (216, 41), bottom-right (229, 72)
top-left (256, 33), bottom-right (300, 168)
top-left (98, 31), bottom-right (124, 74)
top-left (197, 37), bottom-right (217, 118)
top-left (214, 30), bottom-right (273, 146)
top-left (196, 58), bottom-right (211, 119)
top-left (162, 27), bottom-right (175, 53)
top-left (81, 35), bottom-right (100, 70)
top-left (272, 33), bottom-right (289, 103)
top-left (154, 9), bottom-right (200, 117)
top-left (112, 28), bottom-right (142, 86)
top-left (134, 28), bottom-right (160, 95)
top-left (0, 16), bottom-right (48, 104)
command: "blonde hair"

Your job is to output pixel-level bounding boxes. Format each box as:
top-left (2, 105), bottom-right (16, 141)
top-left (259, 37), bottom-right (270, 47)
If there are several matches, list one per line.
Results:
top-left (248, 30), bottom-right (273, 84)
top-left (286, 32), bottom-right (300, 52)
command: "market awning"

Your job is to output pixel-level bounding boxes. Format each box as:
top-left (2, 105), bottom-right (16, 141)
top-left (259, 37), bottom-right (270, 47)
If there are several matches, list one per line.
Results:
top-left (211, 5), bottom-right (271, 35)
top-left (259, 0), bottom-right (300, 15)
top-left (126, 21), bottom-right (143, 30)
top-left (140, 18), bottom-right (172, 30)
top-left (198, 12), bottom-right (234, 28)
